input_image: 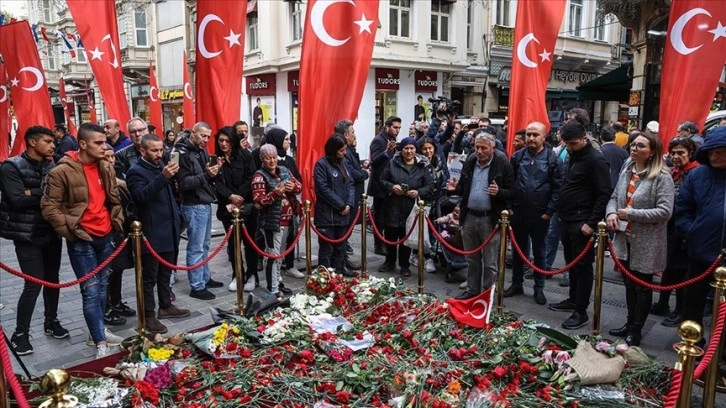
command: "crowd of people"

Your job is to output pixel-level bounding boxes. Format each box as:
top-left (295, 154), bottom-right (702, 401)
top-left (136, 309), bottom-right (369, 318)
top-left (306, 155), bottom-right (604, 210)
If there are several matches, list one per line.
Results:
top-left (1, 109), bottom-right (725, 360)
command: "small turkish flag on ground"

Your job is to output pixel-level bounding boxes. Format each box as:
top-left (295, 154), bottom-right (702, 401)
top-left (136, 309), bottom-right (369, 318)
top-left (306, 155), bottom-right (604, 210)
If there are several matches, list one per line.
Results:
top-left (446, 286), bottom-right (496, 329)
top-left (659, 1), bottom-right (726, 143)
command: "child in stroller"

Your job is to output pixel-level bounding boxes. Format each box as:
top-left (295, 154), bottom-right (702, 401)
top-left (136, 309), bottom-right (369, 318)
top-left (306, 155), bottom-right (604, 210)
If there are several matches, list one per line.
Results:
top-left (433, 205), bottom-right (462, 248)
top-left (432, 196), bottom-right (468, 281)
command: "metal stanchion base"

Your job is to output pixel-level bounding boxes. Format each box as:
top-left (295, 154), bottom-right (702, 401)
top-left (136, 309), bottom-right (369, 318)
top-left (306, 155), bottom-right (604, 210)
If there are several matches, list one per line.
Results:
top-left (694, 363), bottom-right (726, 393)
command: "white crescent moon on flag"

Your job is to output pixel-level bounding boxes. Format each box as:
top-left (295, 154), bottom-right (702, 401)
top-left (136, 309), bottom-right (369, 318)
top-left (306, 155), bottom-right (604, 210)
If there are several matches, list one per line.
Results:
top-left (184, 82), bottom-right (193, 99)
top-left (311, 0), bottom-right (354, 47)
top-left (0, 85), bottom-right (7, 102)
top-left (198, 14), bottom-right (224, 59)
top-left (18, 67), bottom-right (44, 92)
top-left (101, 34), bottom-right (119, 68)
top-left (516, 33), bottom-right (540, 68)
top-left (468, 300), bottom-right (489, 320)
top-left (670, 8), bottom-right (711, 55)
top-left (150, 85), bottom-right (159, 102)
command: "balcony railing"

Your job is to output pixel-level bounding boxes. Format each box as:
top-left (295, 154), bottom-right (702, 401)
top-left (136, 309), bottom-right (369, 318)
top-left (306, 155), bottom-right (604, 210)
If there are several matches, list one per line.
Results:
top-left (493, 25), bottom-right (514, 47)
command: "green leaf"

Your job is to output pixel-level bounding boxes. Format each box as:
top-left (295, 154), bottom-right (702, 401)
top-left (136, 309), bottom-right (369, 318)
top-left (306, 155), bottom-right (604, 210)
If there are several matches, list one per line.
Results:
top-left (347, 372), bottom-right (359, 378)
top-left (539, 370), bottom-right (554, 380)
top-left (336, 381), bottom-right (344, 391)
top-left (535, 326), bottom-right (578, 350)
top-left (489, 354), bottom-right (503, 364)
top-left (352, 363), bottom-right (360, 373)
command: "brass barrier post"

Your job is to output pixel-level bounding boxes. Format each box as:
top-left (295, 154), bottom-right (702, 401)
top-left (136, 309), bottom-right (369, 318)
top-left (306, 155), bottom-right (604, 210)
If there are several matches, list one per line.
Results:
top-left (0, 353), bottom-right (6, 408)
top-left (131, 221), bottom-right (145, 335)
top-left (592, 221), bottom-right (607, 336)
top-left (703, 267), bottom-right (726, 406)
top-left (676, 321), bottom-right (704, 407)
top-left (417, 200), bottom-right (425, 295)
top-left (232, 209), bottom-right (245, 316)
top-left (360, 194), bottom-right (368, 273)
top-left (496, 210), bottom-right (510, 313)
top-left (305, 200), bottom-right (312, 277)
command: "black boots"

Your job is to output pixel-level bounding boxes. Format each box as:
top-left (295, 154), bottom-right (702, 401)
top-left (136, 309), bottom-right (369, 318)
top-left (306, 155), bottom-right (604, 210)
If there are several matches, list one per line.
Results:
top-left (609, 323), bottom-right (630, 338)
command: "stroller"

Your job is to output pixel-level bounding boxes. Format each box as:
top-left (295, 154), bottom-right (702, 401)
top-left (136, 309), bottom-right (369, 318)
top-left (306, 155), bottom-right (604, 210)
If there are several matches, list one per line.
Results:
top-left (431, 195), bottom-right (467, 281)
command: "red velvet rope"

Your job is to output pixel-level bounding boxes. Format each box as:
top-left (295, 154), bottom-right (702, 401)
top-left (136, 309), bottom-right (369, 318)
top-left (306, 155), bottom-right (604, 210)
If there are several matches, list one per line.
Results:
top-left (143, 227), bottom-right (232, 271)
top-left (311, 208), bottom-right (361, 244)
top-left (508, 228), bottom-right (594, 276)
top-left (241, 216), bottom-right (306, 259)
top-left (0, 324), bottom-right (31, 408)
top-left (0, 238), bottom-right (128, 289)
top-left (367, 209), bottom-right (418, 246)
top-left (609, 241), bottom-right (723, 292)
top-left (694, 301), bottom-right (726, 379)
top-left (663, 369), bottom-right (682, 408)
top-left (426, 216), bottom-right (500, 256)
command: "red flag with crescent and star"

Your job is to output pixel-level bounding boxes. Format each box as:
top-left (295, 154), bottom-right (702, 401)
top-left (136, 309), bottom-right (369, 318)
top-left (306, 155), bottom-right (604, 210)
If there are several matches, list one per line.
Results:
top-left (298, 0), bottom-right (379, 201)
top-left (506, 0), bottom-right (566, 157)
top-left (0, 20), bottom-right (55, 155)
top-left (148, 62), bottom-right (162, 132)
top-left (66, 0), bottom-right (130, 132)
top-left (196, 0), bottom-right (247, 152)
top-left (183, 51), bottom-right (195, 129)
top-left (59, 77), bottom-right (78, 136)
top-left (0, 61), bottom-right (9, 161)
top-left (659, 0), bottom-right (726, 143)
top-left (446, 286), bottom-right (496, 329)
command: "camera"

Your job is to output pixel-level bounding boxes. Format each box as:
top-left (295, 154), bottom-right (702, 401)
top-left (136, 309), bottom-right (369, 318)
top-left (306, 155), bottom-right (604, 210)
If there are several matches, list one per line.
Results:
top-left (428, 96), bottom-right (461, 116)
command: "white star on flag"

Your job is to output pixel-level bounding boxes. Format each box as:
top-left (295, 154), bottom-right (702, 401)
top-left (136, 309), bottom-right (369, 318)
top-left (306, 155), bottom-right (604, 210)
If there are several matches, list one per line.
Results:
top-left (539, 49), bottom-right (552, 62)
top-left (89, 47), bottom-right (104, 61)
top-left (224, 30), bottom-right (242, 47)
top-left (10, 77), bottom-right (19, 87)
top-left (708, 21), bottom-right (726, 41)
top-left (354, 14), bottom-right (374, 34)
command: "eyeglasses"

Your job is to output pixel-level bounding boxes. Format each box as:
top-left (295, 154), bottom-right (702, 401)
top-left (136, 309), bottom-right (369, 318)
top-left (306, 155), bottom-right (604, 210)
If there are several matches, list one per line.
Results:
top-left (128, 127), bottom-right (148, 135)
top-left (630, 142), bottom-right (648, 150)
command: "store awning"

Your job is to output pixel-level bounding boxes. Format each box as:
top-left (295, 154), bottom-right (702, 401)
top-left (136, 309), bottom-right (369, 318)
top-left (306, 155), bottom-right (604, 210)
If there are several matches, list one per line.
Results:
top-left (577, 63), bottom-right (632, 101)
top-left (499, 86), bottom-right (580, 100)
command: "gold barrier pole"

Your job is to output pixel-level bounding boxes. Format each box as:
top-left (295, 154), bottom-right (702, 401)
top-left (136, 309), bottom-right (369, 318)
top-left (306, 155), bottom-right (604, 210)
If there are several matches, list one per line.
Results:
top-left (592, 221), bottom-right (607, 336)
top-left (676, 321), bottom-right (704, 407)
top-left (131, 221), bottom-right (145, 335)
top-left (417, 200), bottom-right (425, 295)
top-left (496, 210), bottom-right (510, 313)
top-left (360, 194), bottom-right (368, 274)
top-left (703, 267), bottom-right (726, 406)
top-left (305, 200), bottom-right (312, 277)
top-left (232, 209), bottom-right (245, 316)
top-left (0, 351), bottom-right (6, 408)
top-left (38, 368), bottom-right (78, 408)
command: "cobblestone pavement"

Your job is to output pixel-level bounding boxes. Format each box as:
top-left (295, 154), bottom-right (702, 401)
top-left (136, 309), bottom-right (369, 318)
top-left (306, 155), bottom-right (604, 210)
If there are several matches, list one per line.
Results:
top-left (0, 213), bottom-right (722, 404)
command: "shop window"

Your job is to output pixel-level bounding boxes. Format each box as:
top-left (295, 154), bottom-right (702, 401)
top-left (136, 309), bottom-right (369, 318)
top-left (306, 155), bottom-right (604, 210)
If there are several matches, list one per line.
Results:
top-left (290, 1), bottom-right (303, 42)
top-left (247, 12), bottom-right (259, 51)
top-left (496, 0), bottom-right (511, 26)
top-left (568, 0), bottom-right (583, 37)
top-left (431, 0), bottom-right (450, 42)
top-left (135, 9), bottom-right (148, 47)
top-left (389, 0), bottom-right (411, 38)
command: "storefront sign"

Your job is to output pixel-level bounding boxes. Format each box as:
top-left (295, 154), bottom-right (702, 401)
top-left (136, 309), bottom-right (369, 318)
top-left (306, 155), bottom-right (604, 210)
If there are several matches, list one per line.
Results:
top-left (498, 67), bottom-right (511, 83)
top-left (551, 69), bottom-right (600, 84)
top-left (287, 71), bottom-right (299, 92)
top-left (375, 68), bottom-right (400, 90)
top-left (414, 70), bottom-right (438, 92)
top-left (246, 73), bottom-right (277, 95)
top-left (159, 89), bottom-right (184, 101)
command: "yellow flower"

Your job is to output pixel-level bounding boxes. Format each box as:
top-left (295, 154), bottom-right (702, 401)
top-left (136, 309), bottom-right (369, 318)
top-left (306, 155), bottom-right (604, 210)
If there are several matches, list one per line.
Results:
top-left (147, 347), bottom-right (174, 361)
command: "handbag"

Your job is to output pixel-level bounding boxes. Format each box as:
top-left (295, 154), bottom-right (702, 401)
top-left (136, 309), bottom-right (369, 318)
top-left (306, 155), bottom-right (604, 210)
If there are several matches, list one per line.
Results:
top-left (404, 203), bottom-right (431, 251)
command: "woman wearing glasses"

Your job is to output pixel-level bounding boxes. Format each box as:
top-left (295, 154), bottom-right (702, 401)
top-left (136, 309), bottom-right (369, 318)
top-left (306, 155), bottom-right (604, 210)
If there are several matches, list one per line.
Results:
top-left (606, 132), bottom-right (675, 346)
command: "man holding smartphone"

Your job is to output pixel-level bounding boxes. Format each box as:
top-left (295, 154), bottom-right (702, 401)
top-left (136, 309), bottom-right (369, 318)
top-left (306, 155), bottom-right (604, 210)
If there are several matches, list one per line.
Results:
top-left (176, 121), bottom-right (222, 300)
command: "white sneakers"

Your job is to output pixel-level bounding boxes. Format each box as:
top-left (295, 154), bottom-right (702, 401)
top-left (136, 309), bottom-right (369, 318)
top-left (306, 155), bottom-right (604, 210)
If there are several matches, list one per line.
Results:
top-left (409, 254), bottom-right (419, 267)
top-left (243, 277), bottom-right (256, 292)
top-left (459, 281), bottom-right (468, 289)
top-left (285, 268), bottom-right (305, 279)
top-left (424, 259), bottom-right (436, 273)
top-left (96, 344), bottom-right (110, 359)
top-left (228, 278), bottom-right (237, 292)
top-left (87, 327), bottom-right (125, 347)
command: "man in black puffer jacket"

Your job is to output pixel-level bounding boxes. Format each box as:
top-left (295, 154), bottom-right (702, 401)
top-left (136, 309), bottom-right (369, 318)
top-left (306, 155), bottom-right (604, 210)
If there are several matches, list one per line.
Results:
top-left (0, 126), bottom-right (68, 355)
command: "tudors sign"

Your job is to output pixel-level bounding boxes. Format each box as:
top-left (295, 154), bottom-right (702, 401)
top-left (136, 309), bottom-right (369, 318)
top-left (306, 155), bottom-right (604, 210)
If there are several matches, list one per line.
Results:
top-left (287, 71), bottom-right (299, 92)
top-left (375, 68), bottom-right (400, 90)
top-left (414, 70), bottom-right (438, 92)
top-left (246, 73), bottom-right (277, 95)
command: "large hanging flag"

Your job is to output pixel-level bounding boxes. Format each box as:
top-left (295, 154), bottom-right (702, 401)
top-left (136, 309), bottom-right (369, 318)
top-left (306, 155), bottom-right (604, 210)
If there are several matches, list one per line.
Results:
top-left (59, 77), bottom-right (78, 136)
top-left (195, 0), bottom-right (247, 152)
top-left (298, 0), bottom-right (379, 200)
top-left (66, 0), bottom-right (130, 131)
top-left (0, 21), bottom-right (55, 155)
top-left (183, 51), bottom-right (195, 129)
top-left (506, 0), bottom-right (566, 157)
top-left (148, 62), bottom-right (162, 132)
top-left (0, 62), bottom-right (9, 161)
top-left (659, 0), bottom-right (726, 143)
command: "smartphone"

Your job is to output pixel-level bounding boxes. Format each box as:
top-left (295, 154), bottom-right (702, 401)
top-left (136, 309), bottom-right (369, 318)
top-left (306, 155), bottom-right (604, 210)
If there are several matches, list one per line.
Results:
top-left (208, 155), bottom-right (218, 166)
top-left (169, 150), bottom-right (179, 166)
top-left (400, 183), bottom-right (409, 192)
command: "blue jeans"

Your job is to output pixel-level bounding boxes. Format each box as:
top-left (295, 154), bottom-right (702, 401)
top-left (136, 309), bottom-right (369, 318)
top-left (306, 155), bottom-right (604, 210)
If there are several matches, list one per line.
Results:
top-left (182, 204), bottom-right (212, 291)
top-left (67, 233), bottom-right (114, 344)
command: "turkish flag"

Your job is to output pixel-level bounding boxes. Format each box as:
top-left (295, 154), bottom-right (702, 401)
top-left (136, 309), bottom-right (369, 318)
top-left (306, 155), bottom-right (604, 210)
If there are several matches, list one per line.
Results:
top-left (0, 21), bottom-right (55, 155)
top-left (66, 0), bottom-right (130, 132)
top-left (59, 77), bottom-right (78, 136)
top-left (183, 51), bottom-right (195, 129)
top-left (659, 1), bottom-right (726, 143)
top-left (298, 0), bottom-right (379, 200)
top-left (0, 62), bottom-right (9, 161)
top-left (196, 0), bottom-right (247, 152)
top-left (446, 286), bottom-right (496, 329)
top-left (148, 63), bottom-right (162, 132)
top-left (506, 0), bottom-right (566, 157)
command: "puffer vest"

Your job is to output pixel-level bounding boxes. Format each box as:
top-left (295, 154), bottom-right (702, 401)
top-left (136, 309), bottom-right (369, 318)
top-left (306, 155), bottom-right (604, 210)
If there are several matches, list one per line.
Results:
top-left (258, 166), bottom-right (290, 232)
top-left (0, 154), bottom-right (55, 242)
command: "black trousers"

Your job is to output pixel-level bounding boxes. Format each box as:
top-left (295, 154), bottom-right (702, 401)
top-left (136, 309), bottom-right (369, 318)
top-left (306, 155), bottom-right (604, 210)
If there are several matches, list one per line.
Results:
top-left (317, 226), bottom-right (347, 270)
top-left (620, 255), bottom-right (653, 329)
top-left (682, 258), bottom-right (718, 327)
top-left (222, 215), bottom-right (260, 283)
top-left (14, 237), bottom-right (62, 333)
top-left (560, 221), bottom-right (595, 314)
top-left (141, 252), bottom-right (173, 317)
top-left (384, 226), bottom-right (412, 268)
top-left (372, 197), bottom-right (386, 247)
